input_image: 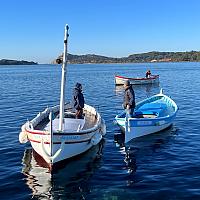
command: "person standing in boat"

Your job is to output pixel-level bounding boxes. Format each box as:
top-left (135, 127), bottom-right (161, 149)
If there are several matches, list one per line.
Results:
top-left (146, 70), bottom-right (151, 78)
top-left (72, 82), bottom-right (85, 119)
top-left (123, 80), bottom-right (135, 117)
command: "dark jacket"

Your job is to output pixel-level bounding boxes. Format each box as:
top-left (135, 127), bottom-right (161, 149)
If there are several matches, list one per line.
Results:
top-left (72, 85), bottom-right (85, 110)
top-left (123, 85), bottom-right (135, 109)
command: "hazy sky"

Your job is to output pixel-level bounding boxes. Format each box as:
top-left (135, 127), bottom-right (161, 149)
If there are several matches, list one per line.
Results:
top-left (1, 0), bottom-right (200, 63)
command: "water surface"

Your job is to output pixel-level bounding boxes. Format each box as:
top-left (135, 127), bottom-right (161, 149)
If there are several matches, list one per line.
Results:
top-left (0, 62), bottom-right (200, 199)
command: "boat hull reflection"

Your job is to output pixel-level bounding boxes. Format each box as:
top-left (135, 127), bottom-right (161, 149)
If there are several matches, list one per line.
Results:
top-left (114, 126), bottom-right (177, 176)
top-left (22, 139), bottom-right (105, 199)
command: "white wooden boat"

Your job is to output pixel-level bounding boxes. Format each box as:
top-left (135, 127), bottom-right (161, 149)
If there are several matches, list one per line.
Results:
top-left (19, 25), bottom-right (106, 168)
top-left (115, 74), bottom-right (159, 85)
top-left (115, 89), bottom-right (178, 143)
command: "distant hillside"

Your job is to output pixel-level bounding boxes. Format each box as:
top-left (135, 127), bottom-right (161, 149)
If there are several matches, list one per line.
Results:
top-left (52, 54), bottom-right (119, 64)
top-left (0, 59), bottom-right (38, 65)
top-left (52, 51), bottom-right (200, 64)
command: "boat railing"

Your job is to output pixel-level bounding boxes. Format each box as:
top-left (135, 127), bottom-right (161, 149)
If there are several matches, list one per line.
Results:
top-left (24, 103), bottom-right (102, 135)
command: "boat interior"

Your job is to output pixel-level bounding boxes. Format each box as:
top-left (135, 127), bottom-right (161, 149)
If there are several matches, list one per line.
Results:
top-left (34, 107), bottom-right (98, 132)
top-left (119, 101), bottom-right (170, 119)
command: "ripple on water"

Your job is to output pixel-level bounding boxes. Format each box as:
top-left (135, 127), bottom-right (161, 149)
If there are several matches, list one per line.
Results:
top-left (1, 63), bottom-right (200, 199)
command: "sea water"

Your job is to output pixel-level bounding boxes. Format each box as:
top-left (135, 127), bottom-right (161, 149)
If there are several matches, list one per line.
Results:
top-left (0, 62), bottom-right (200, 199)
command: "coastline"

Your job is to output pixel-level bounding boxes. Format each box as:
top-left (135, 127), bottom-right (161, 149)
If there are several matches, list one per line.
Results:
top-left (0, 59), bottom-right (37, 65)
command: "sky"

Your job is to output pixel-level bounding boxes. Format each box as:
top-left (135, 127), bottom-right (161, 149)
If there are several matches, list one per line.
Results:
top-left (1, 0), bottom-right (200, 63)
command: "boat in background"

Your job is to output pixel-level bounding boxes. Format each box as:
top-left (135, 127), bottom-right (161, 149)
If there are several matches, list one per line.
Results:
top-left (115, 74), bottom-right (159, 85)
top-left (115, 89), bottom-right (178, 143)
top-left (19, 25), bottom-right (106, 168)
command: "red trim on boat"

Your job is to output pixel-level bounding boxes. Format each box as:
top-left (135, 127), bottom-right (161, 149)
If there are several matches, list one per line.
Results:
top-left (26, 128), bottom-right (48, 135)
top-left (115, 75), bottom-right (159, 81)
top-left (29, 138), bottom-right (91, 144)
top-left (26, 126), bottom-right (100, 136)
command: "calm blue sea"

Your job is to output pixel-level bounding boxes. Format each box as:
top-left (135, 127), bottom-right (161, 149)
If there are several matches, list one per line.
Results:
top-left (0, 62), bottom-right (200, 199)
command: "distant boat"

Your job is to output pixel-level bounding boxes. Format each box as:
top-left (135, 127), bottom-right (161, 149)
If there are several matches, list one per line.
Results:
top-left (19, 25), bottom-right (106, 169)
top-left (115, 74), bottom-right (159, 85)
top-left (115, 89), bottom-right (178, 143)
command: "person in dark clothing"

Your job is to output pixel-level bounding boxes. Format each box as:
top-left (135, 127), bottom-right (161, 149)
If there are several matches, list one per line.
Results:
top-left (123, 80), bottom-right (135, 117)
top-left (146, 70), bottom-right (151, 78)
top-left (72, 82), bottom-right (85, 119)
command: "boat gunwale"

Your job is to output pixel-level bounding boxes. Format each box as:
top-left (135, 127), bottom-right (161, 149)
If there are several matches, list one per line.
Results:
top-left (25, 122), bottom-right (100, 136)
top-left (22, 104), bottom-right (102, 136)
top-left (115, 74), bottom-right (159, 81)
top-left (115, 93), bottom-right (178, 122)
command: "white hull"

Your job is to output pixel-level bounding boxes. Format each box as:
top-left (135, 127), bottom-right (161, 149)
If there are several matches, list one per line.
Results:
top-left (115, 90), bottom-right (178, 143)
top-left (122, 121), bottom-right (172, 143)
top-left (29, 131), bottom-right (100, 164)
top-left (19, 103), bottom-right (106, 166)
top-left (115, 75), bottom-right (159, 85)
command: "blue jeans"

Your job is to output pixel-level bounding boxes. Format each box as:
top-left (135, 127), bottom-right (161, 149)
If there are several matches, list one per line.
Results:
top-left (126, 108), bottom-right (134, 118)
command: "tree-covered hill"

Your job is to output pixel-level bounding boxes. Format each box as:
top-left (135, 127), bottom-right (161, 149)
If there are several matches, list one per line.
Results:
top-left (0, 59), bottom-right (37, 65)
top-left (53, 51), bottom-right (200, 64)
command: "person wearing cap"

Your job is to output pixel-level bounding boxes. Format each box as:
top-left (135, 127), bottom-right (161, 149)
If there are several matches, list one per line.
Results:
top-left (123, 80), bottom-right (135, 117)
top-left (72, 82), bottom-right (85, 119)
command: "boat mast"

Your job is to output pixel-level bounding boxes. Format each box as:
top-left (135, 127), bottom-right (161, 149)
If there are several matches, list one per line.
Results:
top-left (59, 24), bottom-right (69, 131)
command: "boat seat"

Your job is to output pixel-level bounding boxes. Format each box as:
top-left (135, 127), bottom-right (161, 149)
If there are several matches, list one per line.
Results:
top-left (44, 117), bottom-right (85, 132)
top-left (135, 111), bottom-right (156, 115)
top-left (134, 111), bottom-right (158, 118)
top-left (64, 112), bottom-right (76, 118)
top-left (63, 112), bottom-right (85, 119)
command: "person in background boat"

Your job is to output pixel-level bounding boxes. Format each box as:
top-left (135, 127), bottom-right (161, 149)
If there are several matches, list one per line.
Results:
top-left (123, 80), bottom-right (135, 117)
top-left (72, 82), bottom-right (85, 119)
top-left (146, 70), bottom-right (151, 78)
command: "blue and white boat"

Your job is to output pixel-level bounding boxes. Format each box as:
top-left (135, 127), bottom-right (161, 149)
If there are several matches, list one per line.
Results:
top-left (115, 89), bottom-right (178, 143)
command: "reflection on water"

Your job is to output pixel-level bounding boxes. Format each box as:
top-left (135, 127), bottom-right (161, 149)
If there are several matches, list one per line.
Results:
top-left (115, 83), bottom-right (160, 98)
top-left (114, 85), bottom-right (124, 95)
top-left (114, 125), bottom-right (178, 176)
top-left (22, 149), bottom-right (51, 199)
top-left (22, 140), bottom-right (105, 199)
